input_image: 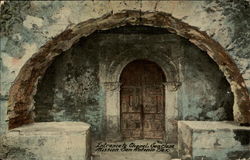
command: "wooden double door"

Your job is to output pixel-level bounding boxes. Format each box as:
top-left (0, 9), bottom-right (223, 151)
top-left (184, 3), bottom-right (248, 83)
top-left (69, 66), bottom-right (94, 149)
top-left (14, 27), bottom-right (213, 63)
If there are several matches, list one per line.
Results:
top-left (120, 60), bottom-right (165, 139)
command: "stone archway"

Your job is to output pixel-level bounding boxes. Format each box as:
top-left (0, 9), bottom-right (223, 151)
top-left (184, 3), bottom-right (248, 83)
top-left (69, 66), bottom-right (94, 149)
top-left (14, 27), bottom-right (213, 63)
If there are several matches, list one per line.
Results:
top-left (101, 49), bottom-right (180, 140)
top-left (8, 10), bottom-right (250, 130)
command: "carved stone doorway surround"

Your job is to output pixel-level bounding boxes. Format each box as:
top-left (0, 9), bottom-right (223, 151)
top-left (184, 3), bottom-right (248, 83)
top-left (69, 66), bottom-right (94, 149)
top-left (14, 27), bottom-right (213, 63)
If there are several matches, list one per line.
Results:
top-left (100, 41), bottom-right (183, 142)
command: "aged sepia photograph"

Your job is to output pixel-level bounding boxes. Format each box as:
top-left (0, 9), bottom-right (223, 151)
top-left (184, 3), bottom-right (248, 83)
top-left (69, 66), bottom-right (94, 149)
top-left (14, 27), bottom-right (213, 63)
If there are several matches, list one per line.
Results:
top-left (0, 0), bottom-right (249, 160)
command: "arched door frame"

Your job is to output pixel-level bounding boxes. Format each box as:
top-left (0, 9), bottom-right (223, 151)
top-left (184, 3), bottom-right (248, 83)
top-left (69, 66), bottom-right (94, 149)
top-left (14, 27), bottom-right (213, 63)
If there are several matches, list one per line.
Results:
top-left (101, 54), bottom-right (181, 141)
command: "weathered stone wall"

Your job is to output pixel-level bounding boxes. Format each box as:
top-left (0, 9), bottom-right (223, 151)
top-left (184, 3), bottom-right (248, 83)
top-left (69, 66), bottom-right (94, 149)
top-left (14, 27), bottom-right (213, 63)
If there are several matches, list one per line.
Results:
top-left (0, 1), bottom-right (249, 133)
top-left (180, 40), bottom-right (234, 121)
top-left (34, 36), bottom-right (102, 137)
top-left (0, 122), bottom-right (91, 160)
top-left (33, 26), bottom-right (233, 138)
top-left (178, 121), bottom-right (250, 160)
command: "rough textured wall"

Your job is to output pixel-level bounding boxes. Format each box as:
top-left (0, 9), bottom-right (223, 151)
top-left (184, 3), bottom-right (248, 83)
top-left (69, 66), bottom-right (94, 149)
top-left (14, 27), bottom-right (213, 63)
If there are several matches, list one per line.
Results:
top-left (0, 122), bottom-right (91, 160)
top-left (180, 40), bottom-right (234, 121)
top-left (34, 26), bottom-right (233, 138)
top-left (34, 38), bottom-right (103, 137)
top-left (0, 0), bottom-right (249, 133)
top-left (178, 121), bottom-right (250, 160)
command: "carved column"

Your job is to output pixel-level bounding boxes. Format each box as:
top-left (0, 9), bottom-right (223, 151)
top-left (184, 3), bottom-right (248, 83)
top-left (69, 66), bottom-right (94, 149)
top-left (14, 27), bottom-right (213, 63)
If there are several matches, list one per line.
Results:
top-left (103, 82), bottom-right (122, 141)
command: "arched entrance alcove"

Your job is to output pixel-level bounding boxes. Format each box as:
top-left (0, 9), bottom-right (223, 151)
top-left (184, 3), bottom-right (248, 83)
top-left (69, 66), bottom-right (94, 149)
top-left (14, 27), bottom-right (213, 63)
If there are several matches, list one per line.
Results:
top-left (96, 27), bottom-right (181, 141)
top-left (8, 10), bottom-right (250, 133)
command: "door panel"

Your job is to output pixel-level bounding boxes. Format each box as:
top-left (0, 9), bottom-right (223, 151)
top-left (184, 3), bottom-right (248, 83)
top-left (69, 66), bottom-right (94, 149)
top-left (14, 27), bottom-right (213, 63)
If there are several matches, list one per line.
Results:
top-left (142, 85), bottom-right (165, 139)
top-left (120, 60), bottom-right (165, 139)
top-left (121, 87), bottom-right (141, 113)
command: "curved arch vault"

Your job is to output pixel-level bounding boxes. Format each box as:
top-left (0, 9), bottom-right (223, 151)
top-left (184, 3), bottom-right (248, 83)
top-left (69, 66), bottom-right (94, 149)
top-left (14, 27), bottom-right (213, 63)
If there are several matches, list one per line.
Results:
top-left (8, 10), bottom-right (250, 131)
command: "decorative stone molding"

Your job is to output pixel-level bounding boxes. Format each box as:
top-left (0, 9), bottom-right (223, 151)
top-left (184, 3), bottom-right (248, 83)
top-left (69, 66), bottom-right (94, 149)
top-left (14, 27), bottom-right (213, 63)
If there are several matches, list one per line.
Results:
top-left (106, 49), bottom-right (180, 83)
top-left (103, 82), bottom-right (121, 92)
top-left (163, 82), bottom-right (182, 92)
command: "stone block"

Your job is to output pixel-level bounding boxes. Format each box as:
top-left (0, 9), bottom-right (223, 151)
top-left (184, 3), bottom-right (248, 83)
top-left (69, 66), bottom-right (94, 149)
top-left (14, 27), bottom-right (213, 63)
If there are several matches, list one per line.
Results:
top-left (178, 121), bottom-right (250, 160)
top-left (0, 122), bottom-right (91, 160)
